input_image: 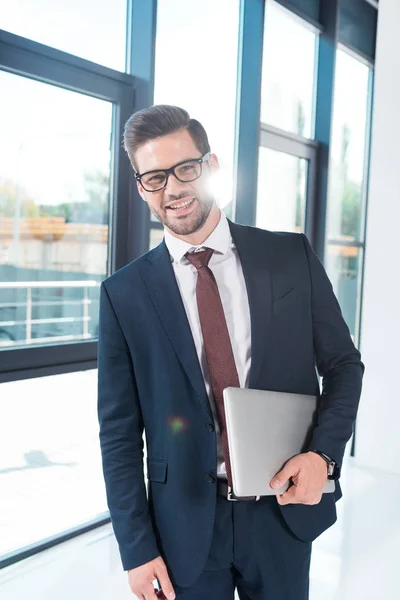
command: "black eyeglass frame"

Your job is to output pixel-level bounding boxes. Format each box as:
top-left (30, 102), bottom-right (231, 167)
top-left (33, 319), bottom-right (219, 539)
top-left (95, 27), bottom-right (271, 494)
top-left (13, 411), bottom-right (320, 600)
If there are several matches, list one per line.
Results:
top-left (134, 152), bottom-right (211, 192)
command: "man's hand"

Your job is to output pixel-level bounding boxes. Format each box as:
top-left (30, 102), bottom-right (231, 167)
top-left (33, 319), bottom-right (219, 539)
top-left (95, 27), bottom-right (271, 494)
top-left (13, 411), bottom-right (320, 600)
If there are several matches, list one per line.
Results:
top-left (270, 451), bottom-right (329, 506)
top-left (127, 555), bottom-right (176, 599)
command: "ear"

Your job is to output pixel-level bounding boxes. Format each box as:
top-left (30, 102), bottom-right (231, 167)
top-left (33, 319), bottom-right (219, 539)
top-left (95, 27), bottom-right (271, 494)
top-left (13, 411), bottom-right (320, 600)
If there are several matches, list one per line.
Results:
top-left (209, 153), bottom-right (220, 171)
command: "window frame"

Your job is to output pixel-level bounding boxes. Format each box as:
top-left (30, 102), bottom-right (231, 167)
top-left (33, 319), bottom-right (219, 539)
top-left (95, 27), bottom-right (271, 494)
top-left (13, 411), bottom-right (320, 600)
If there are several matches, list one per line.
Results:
top-left (258, 124), bottom-right (319, 240)
top-left (0, 0), bottom-right (378, 568)
top-left (325, 47), bottom-right (375, 349)
top-left (0, 0), bottom-right (157, 570)
top-left (233, 0), bottom-right (376, 462)
top-left (0, 0), bottom-right (156, 384)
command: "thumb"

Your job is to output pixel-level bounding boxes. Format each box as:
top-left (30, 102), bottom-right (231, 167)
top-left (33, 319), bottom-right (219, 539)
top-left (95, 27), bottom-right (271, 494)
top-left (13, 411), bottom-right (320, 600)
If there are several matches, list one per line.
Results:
top-left (270, 461), bottom-right (295, 488)
top-left (276, 482), bottom-right (298, 505)
top-left (155, 566), bottom-right (176, 600)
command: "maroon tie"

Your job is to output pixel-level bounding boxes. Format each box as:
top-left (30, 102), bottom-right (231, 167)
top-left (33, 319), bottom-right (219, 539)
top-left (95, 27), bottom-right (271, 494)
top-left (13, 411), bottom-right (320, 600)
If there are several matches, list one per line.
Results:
top-left (185, 247), bottom-right (239, 492)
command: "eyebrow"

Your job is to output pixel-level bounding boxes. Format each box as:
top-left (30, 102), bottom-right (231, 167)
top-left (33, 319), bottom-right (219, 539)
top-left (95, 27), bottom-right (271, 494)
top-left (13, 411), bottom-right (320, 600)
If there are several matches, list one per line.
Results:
top-left (139, 157), bottom-right (199, 174)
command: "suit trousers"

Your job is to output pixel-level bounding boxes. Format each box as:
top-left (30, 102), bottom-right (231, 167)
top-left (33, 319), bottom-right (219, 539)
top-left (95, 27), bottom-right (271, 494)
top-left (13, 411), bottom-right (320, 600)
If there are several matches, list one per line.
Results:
top-left (168, 491), bottom-right (312, 600)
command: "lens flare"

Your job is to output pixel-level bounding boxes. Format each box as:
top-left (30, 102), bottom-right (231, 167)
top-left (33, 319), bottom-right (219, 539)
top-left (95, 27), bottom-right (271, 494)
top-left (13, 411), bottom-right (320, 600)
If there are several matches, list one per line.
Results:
top-left (167, 415), bottom-right (189, 434)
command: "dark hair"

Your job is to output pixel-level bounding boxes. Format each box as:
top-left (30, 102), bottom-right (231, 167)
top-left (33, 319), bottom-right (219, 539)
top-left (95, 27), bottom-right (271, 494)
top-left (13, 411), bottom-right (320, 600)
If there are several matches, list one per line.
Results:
top-left (123, 104), bottom-right (211, 172)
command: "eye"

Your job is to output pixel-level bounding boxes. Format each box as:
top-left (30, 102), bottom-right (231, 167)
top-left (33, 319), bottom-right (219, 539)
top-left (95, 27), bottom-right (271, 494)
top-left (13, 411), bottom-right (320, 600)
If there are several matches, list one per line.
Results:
top-left (178, 164), bottom-right (196, 174)
top-left (147, 173), bottom-right (164, 183)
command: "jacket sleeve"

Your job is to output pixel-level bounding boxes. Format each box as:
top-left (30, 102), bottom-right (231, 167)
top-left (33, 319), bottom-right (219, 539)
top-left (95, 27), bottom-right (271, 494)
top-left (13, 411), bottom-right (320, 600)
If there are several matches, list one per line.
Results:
top-left (301, 234), bottom-right (365, 477)
top-left (97, 280), bottom-right (161, 570)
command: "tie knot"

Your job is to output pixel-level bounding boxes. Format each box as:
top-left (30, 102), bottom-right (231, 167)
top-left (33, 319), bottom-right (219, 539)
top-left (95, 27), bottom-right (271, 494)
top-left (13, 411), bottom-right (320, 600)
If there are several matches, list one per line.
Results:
top-left (185, 247), bottom-right (214, 270)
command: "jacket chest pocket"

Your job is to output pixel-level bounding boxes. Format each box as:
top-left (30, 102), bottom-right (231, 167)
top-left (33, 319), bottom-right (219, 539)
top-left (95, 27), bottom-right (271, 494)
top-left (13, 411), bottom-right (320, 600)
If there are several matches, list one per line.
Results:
top-left (273, 287), bottom-right (297, 315)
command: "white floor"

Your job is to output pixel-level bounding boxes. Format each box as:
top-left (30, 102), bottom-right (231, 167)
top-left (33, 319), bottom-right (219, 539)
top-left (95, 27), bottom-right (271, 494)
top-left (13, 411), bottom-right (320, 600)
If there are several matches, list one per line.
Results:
top-left (1, 456), bottom-right (398, 600)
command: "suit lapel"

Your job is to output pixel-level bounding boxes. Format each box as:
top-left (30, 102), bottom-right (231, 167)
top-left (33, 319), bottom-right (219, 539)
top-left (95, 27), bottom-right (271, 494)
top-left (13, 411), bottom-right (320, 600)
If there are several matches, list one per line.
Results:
top-left (139, 218), bottom-right (274, 418)
top-left (139, 242), bottom-right (214, 420)
top-left (227, 219), bottom-right (273, 389)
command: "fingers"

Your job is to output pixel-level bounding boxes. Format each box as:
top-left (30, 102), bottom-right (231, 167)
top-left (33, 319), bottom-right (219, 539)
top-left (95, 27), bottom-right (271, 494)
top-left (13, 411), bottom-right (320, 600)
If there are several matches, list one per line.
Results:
top-left (277, 484), bottom-right (301, 505)
top-left (155, 565), bottom-right (176, 600)
top-left (270, 457), bottom-right (299, 489)
top-left (155, 579), bottom-right (168, 599)
top-left (141, 582), bottom-right (160, 599)
top-left (273, 453), bottom-right (327, 505)
top-left (127, 557), bottom-right (175, 600)
top-left (276, 482), bottom-right (323, 506)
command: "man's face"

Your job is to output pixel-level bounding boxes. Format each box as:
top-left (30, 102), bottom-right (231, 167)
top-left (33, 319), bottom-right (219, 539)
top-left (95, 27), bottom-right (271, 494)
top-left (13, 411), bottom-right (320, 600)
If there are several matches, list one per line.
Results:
top-left (134, 129), bottom-right (219, 236)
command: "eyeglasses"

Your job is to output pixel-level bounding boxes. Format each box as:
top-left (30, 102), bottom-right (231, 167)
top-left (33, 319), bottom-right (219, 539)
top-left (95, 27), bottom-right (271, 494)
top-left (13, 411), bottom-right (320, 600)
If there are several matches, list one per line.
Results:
top-left (135, 152), bottom-right (211, 192)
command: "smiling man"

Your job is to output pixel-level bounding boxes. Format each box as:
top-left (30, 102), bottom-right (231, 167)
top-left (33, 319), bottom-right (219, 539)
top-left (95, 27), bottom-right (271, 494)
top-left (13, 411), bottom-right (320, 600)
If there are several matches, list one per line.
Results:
top-left (97, 104), bottom-right (364, 600)
top-left (128, 115), bottom-right (222, 244)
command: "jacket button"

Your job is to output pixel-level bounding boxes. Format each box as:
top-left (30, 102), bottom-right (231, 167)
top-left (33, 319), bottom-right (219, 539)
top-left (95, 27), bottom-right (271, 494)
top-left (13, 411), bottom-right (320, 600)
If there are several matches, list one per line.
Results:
top-left (205, 474), bottom-right (215, 483)
top-left (206, 423), bottom-right (214, 432)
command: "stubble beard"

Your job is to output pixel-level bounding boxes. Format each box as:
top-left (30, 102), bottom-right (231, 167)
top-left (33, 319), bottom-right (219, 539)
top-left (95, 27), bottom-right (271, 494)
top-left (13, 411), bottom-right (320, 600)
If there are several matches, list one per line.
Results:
top-left (150, 194), bottom-right (215, 236)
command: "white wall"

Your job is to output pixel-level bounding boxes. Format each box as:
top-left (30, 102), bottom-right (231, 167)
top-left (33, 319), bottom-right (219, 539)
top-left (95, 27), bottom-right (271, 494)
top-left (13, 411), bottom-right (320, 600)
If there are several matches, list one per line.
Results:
top-left (356, 0), bottom-right (400, 474)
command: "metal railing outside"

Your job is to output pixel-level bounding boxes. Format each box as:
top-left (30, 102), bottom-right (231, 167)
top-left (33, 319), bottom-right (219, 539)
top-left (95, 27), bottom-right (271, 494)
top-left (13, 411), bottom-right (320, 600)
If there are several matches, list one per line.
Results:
top-left (0, 280), bottom-right (99, 347)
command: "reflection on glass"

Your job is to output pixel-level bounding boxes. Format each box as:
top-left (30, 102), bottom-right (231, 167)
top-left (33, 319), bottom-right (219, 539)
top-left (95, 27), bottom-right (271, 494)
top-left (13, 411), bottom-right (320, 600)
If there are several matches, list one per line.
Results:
top-left (0, 71), bottom-right (112, 349)
top-left (325, 244), bottom-right (363, 339)
top-left (0, 0), bottom-right (127, 71)
top-left (260, 0), bottom-right (317, 138)
top-left (256, 147), bottom-right (307, 233)
top-left (154, 0), bottom-right (240, 218)
top-left (326, 49), bottom-right (370, 243)
top-left (0, 370), bottom-right (108, 559)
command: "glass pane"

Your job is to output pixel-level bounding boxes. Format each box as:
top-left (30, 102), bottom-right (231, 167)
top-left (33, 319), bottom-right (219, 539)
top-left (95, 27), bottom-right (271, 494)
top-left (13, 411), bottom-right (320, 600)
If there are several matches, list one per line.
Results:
top-left (150, 212), bottom-right (159, 224)
top-left (154, 0), bottom-right (240, 218)
top-left (0, 0), bottom-right (127, 71)
top-left (326, 49), bottom-right (370, 243)
top-left (150, 228), bottom-right (165, 250)
top-left (325, 244), bottom-right (363, 340)
top-left (256, 147), bottom-right (308, 233)
top-left (261, 0), bottom-right (318, 138)
top-left (0, 370), bottom-right (108, 559)
top-left (0, 72), bottom-right (112, 350)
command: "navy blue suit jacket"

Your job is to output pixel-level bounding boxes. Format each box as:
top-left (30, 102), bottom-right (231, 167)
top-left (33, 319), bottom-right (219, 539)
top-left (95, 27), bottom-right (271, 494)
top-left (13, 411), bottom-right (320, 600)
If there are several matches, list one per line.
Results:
top-left (97, 219), bottom-right (364, 587)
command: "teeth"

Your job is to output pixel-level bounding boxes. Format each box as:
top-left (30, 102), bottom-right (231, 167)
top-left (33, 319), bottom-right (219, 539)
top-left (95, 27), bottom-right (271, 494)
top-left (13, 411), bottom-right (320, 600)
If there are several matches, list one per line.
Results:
top-left (169, 199), bottom-right (194, 210)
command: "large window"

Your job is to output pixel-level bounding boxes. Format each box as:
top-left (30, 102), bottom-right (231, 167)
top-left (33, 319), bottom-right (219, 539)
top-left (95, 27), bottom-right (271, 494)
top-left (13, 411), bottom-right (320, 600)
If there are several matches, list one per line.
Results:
top-left (325, 48), bottom-right (371, 340)
top-left (0, 0), bottom-right (143, 570)
top-left (0, 72), bottom-right (112, 350)
top-left (0, 0), bottom-right (128, 71)
top-left (0, 370), bottom-right (108, 559)
top-left (260, 0), bottom-right (318, 138)
top-left (256, 148), bottom-right (308, 233)
top-left (0, 0), bottom-right (379, 571)
top-left (256, 0), bottom-right (319, 237)
top-left (150, 0), bottom-right (240, 241)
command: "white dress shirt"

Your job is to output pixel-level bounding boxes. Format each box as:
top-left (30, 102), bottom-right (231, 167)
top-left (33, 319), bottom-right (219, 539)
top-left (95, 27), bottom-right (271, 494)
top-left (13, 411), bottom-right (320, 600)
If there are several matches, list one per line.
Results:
top-left (164, 209), bottom-right (252, 480)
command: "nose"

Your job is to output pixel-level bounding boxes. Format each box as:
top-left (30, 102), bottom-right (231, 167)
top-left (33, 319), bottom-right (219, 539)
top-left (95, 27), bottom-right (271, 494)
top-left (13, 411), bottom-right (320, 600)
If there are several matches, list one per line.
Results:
top-left (164, 171), bottom-right (186, 196)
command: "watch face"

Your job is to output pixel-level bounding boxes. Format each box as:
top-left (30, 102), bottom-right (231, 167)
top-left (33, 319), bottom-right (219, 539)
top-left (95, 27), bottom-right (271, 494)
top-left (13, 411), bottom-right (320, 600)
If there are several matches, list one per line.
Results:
top-left (329, 462), bottom-right (339, 479)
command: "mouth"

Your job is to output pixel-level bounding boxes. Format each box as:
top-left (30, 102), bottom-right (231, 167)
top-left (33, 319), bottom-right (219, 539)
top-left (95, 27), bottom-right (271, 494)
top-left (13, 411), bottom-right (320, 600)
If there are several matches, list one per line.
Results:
top-left (166, 197), bottom-right (196, 214)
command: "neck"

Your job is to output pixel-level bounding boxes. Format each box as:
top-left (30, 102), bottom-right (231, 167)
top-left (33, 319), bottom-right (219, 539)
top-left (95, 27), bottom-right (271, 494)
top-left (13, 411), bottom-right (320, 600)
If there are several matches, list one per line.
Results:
top-left (165, 203), bottom-right (222, 246)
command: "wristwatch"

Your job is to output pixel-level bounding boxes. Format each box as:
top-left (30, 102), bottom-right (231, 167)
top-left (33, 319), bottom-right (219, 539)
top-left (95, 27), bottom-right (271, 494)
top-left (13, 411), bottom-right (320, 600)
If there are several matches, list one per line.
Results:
top-left (309, 449), bottom-right (338, 480)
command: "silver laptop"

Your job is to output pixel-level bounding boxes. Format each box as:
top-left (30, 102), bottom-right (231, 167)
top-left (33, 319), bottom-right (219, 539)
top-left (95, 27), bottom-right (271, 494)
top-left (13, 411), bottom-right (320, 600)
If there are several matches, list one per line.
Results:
top-left (223, 387), bottom-right (335, 497)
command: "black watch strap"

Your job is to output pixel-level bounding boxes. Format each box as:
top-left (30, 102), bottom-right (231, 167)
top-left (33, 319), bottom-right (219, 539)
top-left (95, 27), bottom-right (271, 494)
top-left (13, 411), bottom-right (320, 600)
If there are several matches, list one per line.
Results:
top-left (309, 449), bottom-right (337, 479)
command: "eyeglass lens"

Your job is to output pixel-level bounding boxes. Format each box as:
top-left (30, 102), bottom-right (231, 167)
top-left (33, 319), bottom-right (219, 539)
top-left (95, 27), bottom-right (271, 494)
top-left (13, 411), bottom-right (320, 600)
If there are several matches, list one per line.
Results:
top-left (141, 160), bottom-right (202, 191)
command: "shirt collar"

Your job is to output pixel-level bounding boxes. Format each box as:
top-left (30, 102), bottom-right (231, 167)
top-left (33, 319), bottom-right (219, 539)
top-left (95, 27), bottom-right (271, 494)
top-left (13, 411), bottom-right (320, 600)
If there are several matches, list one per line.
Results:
top-left (164, 209), bottom-right (232, 264)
